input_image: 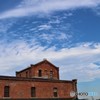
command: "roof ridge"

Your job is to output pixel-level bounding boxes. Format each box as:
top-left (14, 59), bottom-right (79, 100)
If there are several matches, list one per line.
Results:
top-left (16, 59), bottom-right (59, 73)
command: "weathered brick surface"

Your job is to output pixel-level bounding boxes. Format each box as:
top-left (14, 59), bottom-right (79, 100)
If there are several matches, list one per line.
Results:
top-left (16, 60), bottom-right (59, 80)
top-left (0, 78), bottom-right (77, 99)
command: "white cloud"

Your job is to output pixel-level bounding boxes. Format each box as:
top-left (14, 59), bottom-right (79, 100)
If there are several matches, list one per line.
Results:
top-left (38, 24), bottom-right (52, 30)
top-left (0, 0), bottom-right (100, 19)
top-left (38, 32), bottom-right (72, 43)
top-left (93, 6), bottom-right (100, 15)
top-left (0, 41), bottom-right (100, 82)
top-left (57, 32), bottom-right (72, 40)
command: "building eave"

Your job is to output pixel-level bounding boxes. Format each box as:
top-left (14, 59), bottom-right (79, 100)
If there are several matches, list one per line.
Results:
top-left (0, 75), bottom-right (74, 83)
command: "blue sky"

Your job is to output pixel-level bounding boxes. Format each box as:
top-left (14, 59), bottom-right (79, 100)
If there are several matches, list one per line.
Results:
top-left (0, 0), bottom-right (100, 99)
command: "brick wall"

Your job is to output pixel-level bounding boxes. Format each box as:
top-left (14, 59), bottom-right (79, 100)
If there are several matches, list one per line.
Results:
top-left (16, 60), bottom-right (59, 80)
top-left (0, 78), bottom-right (76, 99)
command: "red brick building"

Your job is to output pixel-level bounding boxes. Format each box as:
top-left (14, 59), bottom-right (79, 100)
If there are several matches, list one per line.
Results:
top-left (0, 59), bottom-right (77, 100)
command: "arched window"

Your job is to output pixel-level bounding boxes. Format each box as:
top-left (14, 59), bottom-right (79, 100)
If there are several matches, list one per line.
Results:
top-left (4, 86), bottom-right (10, 97)
top-left (26, 71), bottom-right (28, 77)
top-left (38, 70), bottom-right (42, 77)
top-left (53, 87), bottom-right (58, 97)
top-left (50, 71), bottom-right (53, 78)
top-left (31, 87), bottom-right (36, 97)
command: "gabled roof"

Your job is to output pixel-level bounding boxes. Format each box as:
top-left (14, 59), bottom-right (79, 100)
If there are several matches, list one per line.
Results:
top-left (16, 59), bottom-right (59, 73)
top-left (33, 59), bottom-right (59, 69)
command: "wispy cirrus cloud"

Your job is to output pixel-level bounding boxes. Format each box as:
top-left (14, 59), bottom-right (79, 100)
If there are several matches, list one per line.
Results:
top-left (93, 6), bottom-right (100, 15)
top-left (0, 0), bottom-right (100, 19)
top-left (0, 19), bottom-right (16, 33)
top-left (38, 24), bottom-right (52, 30)
top-left (38, 32), bottom-right (72, 42)
top-left (0, 40), bottom-right (100, 82)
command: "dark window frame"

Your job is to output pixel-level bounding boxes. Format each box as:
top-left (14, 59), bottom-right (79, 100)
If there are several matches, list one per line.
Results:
top-left (31, 87), bottom-right (36, 97)
top-left (53, 87), bottom-right (58, 97)
top-left (26, 71), bottom-right (28, 77)
top-left (38, 70), bottom-right (42, 77)
top-left (4, 86), bottom-right (10, 97)
top-left (50, 71), bottom-right (53, 78)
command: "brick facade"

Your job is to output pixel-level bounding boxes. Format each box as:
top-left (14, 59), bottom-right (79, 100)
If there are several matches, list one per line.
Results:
top-left (16, 60), bottom-right (59, 80)
top-left (0, 59), bottom-right (77, 100)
